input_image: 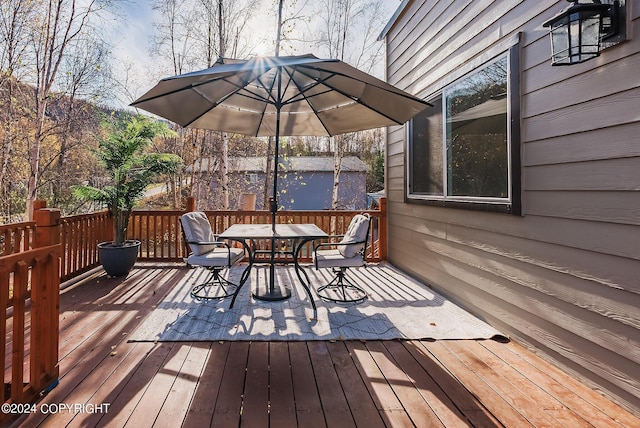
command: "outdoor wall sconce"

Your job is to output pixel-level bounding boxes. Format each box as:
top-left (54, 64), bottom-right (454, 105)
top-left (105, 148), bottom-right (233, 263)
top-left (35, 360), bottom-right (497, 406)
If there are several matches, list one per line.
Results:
top-left (543, 0), bottom-right (621, 65)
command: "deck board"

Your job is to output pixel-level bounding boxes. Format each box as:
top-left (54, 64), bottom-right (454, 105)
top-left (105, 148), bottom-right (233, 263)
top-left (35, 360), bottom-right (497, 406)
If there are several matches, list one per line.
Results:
top-left (346, 341), bottom-right (415, 427)
top-left (424, 341), bottom-right (535, 427)
top-left (6, 262), bottom-right (640, 428)
top-left (308, 341), bottom-right (357, 427)
top-left (382, 340), bottom-right (468, 427)
top-left (243, 341), bottom-right (270, 427)
top-left (402, 340), bottom-right (501, 427)
top-left (288, 342), bottom-right (326, 428)
top-left (445, 340), bottom-right (561, 427)
top-left (268, 342), bottom-right (298, 428)
top-left (367, 340), bottom-right (444, 427)
top-left (325, 341), bottom-right (386, 428)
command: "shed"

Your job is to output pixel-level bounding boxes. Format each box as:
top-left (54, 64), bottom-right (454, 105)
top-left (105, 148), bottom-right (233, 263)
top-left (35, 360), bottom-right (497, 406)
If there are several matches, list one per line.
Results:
top-left (187, 156), bottom-right (369, 210)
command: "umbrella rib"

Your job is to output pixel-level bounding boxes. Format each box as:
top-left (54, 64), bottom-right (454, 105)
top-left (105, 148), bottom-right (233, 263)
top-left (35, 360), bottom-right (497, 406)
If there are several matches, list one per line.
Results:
top-left (279, 66), bottom-right (333, 135)
top-left (252, 71), bottom-right (280, 136)
top-left (181, 73), bottom-right (276, 129)
top-left (293, 64), bottom-right (430, 125)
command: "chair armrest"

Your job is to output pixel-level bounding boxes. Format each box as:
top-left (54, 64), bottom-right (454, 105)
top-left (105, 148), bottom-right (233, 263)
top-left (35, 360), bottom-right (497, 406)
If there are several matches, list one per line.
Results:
top-left (313, 236), bottom-right (367, 252)
top-left (186, 240), bottom-right (231, 248)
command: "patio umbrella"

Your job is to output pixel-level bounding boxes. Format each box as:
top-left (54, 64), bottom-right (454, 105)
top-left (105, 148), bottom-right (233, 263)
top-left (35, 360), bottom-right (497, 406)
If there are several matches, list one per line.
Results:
top-left (448, 96), bottom-right (507, 135)
top-left (131, 54), bottom-right (430, 230)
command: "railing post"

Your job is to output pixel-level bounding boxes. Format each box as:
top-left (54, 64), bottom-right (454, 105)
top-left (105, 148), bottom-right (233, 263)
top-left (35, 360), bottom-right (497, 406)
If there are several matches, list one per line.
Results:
top-left (30, 200), bottom-right (61, 398)
top-left (33, 200), bottom-right (61, 248)
top-left (378, 197), bottom-right (387, 261)
top-left (186, 196), bottom-right (195, 212)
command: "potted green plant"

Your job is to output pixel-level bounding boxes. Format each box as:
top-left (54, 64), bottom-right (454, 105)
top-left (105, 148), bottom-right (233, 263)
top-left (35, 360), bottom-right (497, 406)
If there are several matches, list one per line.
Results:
top-left (74, 115), bottom-right (182, 276)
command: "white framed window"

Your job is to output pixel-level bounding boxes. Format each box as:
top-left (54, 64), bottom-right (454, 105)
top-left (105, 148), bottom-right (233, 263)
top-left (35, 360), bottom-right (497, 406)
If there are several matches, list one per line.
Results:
top-left (407, 45), bottom-right (521, 214)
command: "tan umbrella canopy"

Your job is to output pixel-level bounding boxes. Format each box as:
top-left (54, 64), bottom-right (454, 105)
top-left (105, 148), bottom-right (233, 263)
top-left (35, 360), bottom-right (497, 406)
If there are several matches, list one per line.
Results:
top-left (448, 96), bottom-right (507, 134)
top-left (132, 54), bottom-right (430, 229)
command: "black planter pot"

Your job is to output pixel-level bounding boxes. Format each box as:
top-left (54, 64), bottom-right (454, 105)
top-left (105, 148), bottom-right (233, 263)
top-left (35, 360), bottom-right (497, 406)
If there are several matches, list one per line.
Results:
top-left (98, 240), bottom-right (141, 277)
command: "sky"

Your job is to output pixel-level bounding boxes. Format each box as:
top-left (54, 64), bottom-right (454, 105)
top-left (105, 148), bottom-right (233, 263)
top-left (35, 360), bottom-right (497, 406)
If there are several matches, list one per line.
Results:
top-left (108, 0), bottom-right (404, 107)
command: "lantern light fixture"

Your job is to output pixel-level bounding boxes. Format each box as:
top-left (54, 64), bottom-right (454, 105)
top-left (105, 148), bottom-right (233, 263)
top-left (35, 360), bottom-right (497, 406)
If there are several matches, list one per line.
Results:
top-left (543, 0), bottom-right (621, 66)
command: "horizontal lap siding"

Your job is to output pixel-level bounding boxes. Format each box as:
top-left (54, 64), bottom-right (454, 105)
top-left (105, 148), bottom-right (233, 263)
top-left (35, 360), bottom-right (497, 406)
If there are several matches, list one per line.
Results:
top-left (384, 0), bottom-right (640, 416)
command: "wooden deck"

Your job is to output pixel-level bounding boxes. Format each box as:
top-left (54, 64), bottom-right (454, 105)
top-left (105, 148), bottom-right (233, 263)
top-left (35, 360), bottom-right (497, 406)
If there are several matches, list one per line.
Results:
top-left (8, 263), bottom-right (639, 427)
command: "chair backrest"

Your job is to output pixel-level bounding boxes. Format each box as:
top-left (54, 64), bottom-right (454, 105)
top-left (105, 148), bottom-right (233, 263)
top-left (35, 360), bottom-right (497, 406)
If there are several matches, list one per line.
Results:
top-left (337, 213), bottom-right (370, 259)
top-left (180, 211), bottom-right (217, 256)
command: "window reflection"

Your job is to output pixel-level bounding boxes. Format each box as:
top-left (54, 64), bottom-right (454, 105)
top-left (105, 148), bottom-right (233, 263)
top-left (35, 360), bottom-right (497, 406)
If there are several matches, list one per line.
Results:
top-left (445, 57), bottom-right (508, 198)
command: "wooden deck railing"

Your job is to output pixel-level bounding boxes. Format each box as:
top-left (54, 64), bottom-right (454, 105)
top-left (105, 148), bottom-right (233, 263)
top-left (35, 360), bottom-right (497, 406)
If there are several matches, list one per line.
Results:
top-left (0, 198), bottom-right (386, 410)
top-left (128, 198), bottom-right (387, 263)
top-left (0, 221), bottom-right (36, 257)
top-left (0, 206), bottom-right (60, 418)
top-left (60, 211), bottom-right (111, 282)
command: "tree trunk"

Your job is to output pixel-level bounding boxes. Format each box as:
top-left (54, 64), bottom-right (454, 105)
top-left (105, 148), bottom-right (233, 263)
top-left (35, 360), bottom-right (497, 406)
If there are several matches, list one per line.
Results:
top-left (332, 137), bottom-right (342, 209)
top-left (26, 97), bottom-right (47, 220)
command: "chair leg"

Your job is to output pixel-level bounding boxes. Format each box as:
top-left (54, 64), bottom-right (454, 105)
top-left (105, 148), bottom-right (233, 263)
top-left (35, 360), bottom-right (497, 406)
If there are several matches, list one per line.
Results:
top-left (190, 267), bottom-right (238, 300)
top-left (316, 267), bottom-right (367, 303)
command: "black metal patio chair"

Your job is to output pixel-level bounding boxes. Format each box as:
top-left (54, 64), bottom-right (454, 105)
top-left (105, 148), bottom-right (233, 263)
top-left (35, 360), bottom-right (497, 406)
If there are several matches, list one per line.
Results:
top-left (312, 213), bottom-right (371, 303)
top-left (180, 211), bottom-right (245, 300)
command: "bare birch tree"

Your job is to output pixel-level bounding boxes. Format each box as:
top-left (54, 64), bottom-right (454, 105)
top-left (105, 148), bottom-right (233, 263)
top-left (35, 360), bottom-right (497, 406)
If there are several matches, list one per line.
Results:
top-left (149, 0), bottom-right (259, 210)
top-left (49, 33), bottom-right (112, 207)
top-left (314, 0), bottom-right (385, 209)
top-left (0, 0), bottom-right (37, 221)
top-left (24, 0), bottom-right (116, 220)
top-left (262, 0), bottom-right (312, 210)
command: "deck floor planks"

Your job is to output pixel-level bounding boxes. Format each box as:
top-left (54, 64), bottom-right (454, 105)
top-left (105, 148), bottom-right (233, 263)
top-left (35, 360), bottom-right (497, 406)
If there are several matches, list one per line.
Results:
top-left (382, 340), bottom-right (470, 427)
top-left (472, 339), bottom-right (593, 428)
top-left (94, 342), bottom-right (178, 427)
top-left (345, 341), bottom-right (415, 427)
top-left (483, 339), bottom-right (637, 428)
top-left (443, 340), bottom-right (563, 427)
top-left (268, 342), bottom-right (298, 428)
top-left (55, 267), bottom-right (182, 366)
top-left (121, 342), bottom-right (193, 427)
top-left (181, 341), bottom-right (230, 427)
top-left (307, 341), bottom-right (357, 427)
top-left (242, 341), bottom-right (270, 428)
top-left (37, 340), bottom-right (151, 428)
top-left (366, 340), bottom-right (445, 427)
top-left (424, 340), bottom-right (535, 427)
top-left (19, 274), bottom-right (176, 428)
top-left (325, 341), bottom-right (387, 428)
top-left (288, 341), bottom-right (327, 428)
top-left (403, 340), bottom-right (502, 427)
top-left (65, 341), bottom-right (160, 428)
top-left (5, 263), bottom-right (640, 427)
top-left (461, 340), bottom-right (572, 424)
top-left (153, 343), bottom-right (213, 428)
top-left (210, 341), bottom-right (249, 427)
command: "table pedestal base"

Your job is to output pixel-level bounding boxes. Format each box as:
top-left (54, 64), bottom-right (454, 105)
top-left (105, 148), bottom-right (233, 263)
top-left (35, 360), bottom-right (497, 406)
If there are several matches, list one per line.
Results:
top-left (252, 264), bottom-right (292, 301)
top-left (252, 286), bottom-right (292, 301)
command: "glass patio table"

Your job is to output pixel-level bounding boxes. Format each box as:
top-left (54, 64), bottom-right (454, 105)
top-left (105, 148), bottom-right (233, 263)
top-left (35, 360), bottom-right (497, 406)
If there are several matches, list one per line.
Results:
top-left (219, 223), bottom-right (327, 311)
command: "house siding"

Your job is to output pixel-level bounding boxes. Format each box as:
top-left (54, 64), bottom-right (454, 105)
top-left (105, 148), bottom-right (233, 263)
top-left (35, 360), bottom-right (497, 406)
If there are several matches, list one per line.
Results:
top-left (383, 0), bottom-right (640, 415)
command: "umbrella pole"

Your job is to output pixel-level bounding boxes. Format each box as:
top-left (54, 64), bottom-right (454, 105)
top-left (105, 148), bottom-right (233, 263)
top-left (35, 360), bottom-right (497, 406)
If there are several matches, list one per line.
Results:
top-left (264, 68), bottom-right (289, 301)
top-left (267, 104), bottom-right (280, 296)
top-left (270, 68), bottom-right (282, 297)
top-left (271, 124), bottom-right (279, 232)
top-left (271, 68), bottom-right (282, 233)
